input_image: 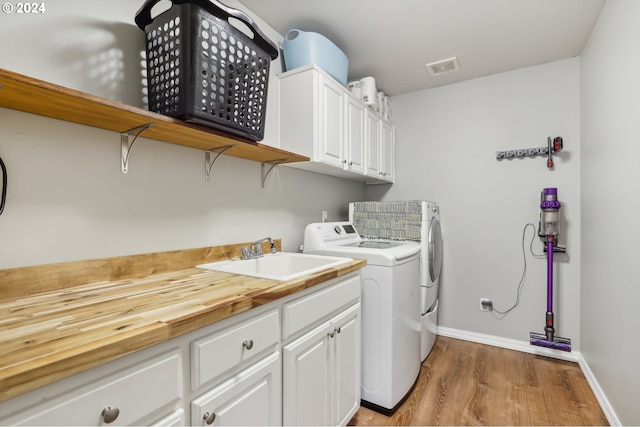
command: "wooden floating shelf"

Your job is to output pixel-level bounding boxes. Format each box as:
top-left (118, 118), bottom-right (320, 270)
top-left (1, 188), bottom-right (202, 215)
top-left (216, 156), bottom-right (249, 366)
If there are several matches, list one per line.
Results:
top-left (0, 68), bottom-right (309, 165)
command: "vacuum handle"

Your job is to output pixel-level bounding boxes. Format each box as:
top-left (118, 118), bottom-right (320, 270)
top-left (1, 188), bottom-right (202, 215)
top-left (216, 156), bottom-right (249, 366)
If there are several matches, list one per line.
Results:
top-left (135, 0), bottom-right (278, 59)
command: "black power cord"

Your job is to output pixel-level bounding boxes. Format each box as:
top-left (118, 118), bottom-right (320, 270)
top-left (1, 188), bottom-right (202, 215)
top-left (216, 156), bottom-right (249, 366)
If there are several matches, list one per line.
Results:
top-left (0, 157), bottom-right (6, 215)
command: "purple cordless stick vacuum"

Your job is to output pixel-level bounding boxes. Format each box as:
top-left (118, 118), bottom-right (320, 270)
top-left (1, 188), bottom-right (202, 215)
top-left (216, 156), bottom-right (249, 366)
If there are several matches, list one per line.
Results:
top-left (530, 188), bottom-right (572, 352)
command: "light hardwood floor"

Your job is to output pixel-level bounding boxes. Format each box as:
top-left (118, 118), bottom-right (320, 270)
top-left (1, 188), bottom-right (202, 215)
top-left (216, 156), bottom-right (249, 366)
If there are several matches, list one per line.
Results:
top-left (349, 336), bottom-right (608, 426)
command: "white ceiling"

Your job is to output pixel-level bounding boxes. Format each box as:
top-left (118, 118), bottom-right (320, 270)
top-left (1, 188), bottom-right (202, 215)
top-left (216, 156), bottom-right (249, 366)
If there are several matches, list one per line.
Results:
top-left (239, 0), bottom-right (606, 96)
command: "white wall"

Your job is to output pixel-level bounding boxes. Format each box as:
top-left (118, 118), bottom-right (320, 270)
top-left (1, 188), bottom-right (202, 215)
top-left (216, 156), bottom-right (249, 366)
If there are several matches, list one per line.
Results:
top-left (580, 1), bottom-right (640, 425)
top-left (0, 0), bottom-right (365, 268)
top-left (3, 1), bottom-right (637, 423)
top-left (367, 59), bottom-right (581, 348)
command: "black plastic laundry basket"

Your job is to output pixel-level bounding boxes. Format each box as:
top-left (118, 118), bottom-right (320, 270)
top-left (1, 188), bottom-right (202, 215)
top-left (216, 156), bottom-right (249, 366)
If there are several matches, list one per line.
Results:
top-left (135, 0), bottom-right (278, 141)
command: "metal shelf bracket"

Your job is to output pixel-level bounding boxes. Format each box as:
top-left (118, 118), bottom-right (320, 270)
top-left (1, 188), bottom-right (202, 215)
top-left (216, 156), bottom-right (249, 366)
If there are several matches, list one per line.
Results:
top-left (261, 158), bottom-right (289, 188)
top-left (205, 145), bottom-right (236, 181)
top-left (121, 123), bottom-right (155, 173)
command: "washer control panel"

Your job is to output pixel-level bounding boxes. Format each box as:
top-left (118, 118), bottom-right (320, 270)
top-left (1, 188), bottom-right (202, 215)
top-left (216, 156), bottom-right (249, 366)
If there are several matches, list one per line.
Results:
top-left (304, 222), bottom-right (362, 249)
top-left (342, 224), bottom-right (357, 234)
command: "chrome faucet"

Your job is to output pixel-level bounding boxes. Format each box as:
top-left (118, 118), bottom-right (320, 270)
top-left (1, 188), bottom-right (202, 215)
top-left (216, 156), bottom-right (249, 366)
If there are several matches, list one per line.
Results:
top-left (241, 237), bottom-right (276, 259)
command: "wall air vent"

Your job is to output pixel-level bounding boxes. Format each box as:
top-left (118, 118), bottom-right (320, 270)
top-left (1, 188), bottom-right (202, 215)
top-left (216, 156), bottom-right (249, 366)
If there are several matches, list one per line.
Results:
top-left (425, 57), bottom-right (460, 76)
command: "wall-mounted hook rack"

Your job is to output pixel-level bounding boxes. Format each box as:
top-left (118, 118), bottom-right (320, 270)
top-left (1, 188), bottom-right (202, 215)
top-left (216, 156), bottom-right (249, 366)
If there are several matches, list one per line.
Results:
top-left (121, 123), bottom-right (155, 173)
top-left (496, 136), bottom-right (563, 169)
top-left (261, 159), bottom-right (289, 188)
top-left (204, 145), bottom-right (236, 181)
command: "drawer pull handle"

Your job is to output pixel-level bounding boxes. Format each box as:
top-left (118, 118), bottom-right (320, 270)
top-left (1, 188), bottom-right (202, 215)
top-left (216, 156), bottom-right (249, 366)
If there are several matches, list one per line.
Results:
top-left (101, 406), bottom-right (120, 424)
top-left (203, 411), bottom-right (216, 425)
top-left (243, 339), bottom-right (254, 350)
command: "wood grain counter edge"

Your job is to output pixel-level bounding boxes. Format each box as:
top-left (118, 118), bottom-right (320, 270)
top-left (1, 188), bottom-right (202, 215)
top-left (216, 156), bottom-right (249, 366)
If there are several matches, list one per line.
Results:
top-left (0, 243), bottom-right (366, 402)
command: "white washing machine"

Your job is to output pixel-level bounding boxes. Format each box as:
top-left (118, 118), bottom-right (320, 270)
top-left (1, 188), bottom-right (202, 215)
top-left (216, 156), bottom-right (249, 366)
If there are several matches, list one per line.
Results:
top-left (421, 202), bottom-right (442, 361)
top-left (303, 222), bottom-right (421, 413)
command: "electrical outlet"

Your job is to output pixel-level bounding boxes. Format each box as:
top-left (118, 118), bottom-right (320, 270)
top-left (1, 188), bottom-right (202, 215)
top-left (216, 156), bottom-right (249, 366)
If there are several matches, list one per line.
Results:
top-left (480, 298), bottom-right (493, 312)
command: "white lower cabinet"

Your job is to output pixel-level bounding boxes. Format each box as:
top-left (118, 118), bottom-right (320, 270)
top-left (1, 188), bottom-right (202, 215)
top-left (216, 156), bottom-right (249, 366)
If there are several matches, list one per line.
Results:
top-left (0, 349), bottom-right (183, 426)
top-left (283, 304), bottom-right (360, 426)
top-left (191, 309), bottom-right (280, 391)
top-left (152, 409), bottom-right (185, 426)
top-left (283, 321), bottom-right (332, 426)
top-left (332, 305), bottom-right (361, 426)
top-left (190, 307), bottom-right (281, 426)
top-left (191, 352), bottom-right (282, 426)
top-left (281, 275), bottom-right (361, 427)
top-left (0, 273), bottom-right (361, 427)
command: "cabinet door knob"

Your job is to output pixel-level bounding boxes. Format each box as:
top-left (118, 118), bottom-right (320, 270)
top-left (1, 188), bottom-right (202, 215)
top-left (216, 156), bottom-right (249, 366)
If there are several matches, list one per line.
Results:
top-left (334, 326), bottom-right (342, 334)
top-left (101, 406), bottom-right (120, 424)
top-left (327, 331), bottom-right (335, 338)
top-left (243, 339), bottom-right (254, 350)
top-left (203, 411), bottom-right (216, 425)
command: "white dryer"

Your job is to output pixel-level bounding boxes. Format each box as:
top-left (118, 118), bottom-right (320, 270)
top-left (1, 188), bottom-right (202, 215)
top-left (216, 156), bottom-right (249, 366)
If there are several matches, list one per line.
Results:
top-left (421, 202), bottom-right (442, 361)
top-left (303, 222), bottom-right (421, 413)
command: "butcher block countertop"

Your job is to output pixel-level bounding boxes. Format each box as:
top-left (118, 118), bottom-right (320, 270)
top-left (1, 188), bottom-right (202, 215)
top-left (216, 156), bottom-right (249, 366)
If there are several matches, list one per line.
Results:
top-left (0, 242), bottom-right (366, 402)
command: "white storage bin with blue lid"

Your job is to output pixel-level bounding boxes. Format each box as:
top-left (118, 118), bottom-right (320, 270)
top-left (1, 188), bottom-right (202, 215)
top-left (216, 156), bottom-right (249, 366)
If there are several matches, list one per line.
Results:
top-left (282, 29), bottom-right (348, 85)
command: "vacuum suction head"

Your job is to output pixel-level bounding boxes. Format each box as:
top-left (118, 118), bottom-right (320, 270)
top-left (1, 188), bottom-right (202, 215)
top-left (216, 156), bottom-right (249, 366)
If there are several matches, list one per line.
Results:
top-left (530, 332), bottom-right (572, 352)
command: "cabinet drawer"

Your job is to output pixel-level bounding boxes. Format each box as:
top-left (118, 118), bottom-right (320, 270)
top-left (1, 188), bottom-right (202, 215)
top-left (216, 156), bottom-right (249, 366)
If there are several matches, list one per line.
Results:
top-left (191, 352), bottom-right (282, 426)
top-left (151, 408), bottom-right (185, 427)
top-left (282, 275), bottom-right (360, 340)
top-left (7, 349), bottom-right (182, 426)
top-left (191, 309), bottom-right (280, 390)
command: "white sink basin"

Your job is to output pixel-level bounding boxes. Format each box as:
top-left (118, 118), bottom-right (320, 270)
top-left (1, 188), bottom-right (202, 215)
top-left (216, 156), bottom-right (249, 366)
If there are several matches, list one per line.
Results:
top-left (197, 252), bottom-right (353, 281)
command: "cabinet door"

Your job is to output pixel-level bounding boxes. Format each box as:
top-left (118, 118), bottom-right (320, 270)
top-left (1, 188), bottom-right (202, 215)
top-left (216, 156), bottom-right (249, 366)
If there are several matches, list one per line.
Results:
top-left (191, 352), bottom-right (281, 426)
top-left (316, 75), bottom-right (345, 168)
top-left (365, 108), bottom-right (381, 177)
top-left (331, 304), bottom-right (361, 426)
top-left (282, 322), bottom-right (332, 426)
top-left (344, 94), bottom-right (365, 174)
top-left (380, 120), bottom-right (395, 182)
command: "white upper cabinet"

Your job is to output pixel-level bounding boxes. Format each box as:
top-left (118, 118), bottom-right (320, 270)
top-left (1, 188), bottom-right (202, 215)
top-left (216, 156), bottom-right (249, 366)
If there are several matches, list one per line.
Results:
top-left (317, 75), bottom-right (345, 168)
top-left (344, 94), bottom-right (366, 175)
top-left (279, 65), bottom-right (394, 184)
top-left (364, 108), bottom-right (381, 178)
top-left (380, 119), bottom-right (395, 183)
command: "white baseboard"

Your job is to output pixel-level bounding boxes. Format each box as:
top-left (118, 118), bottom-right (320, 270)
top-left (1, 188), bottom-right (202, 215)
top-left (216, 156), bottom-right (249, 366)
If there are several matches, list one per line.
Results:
top-left (437, 326), bottom-right (620, 426)
top-left (576, 353), bottom-right (621, 426)
top-left (437, 326), bottom-right (580, 361)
